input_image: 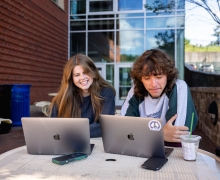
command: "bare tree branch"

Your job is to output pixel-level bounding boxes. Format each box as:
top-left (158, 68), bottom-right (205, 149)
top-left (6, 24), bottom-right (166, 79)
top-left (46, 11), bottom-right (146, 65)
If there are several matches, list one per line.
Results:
top-left (144, 0), bottom-right (220, 24)
top-left (186, 0), bottom-right (220, 25)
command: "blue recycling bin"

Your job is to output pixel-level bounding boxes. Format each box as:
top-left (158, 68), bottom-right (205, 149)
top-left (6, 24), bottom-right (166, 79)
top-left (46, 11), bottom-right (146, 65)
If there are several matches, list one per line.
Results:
top-left (11, 84), bottom-right (31, 126)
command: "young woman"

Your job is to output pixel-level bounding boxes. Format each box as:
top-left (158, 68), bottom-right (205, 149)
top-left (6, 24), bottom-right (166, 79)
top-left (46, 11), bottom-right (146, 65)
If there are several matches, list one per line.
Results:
top-left (49, 54), bottom-right (116, 137)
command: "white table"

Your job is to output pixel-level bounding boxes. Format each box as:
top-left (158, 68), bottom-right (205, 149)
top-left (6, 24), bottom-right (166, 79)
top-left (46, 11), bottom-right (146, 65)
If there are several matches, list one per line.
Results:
top-left (0, 138), bottom-right (220, 180)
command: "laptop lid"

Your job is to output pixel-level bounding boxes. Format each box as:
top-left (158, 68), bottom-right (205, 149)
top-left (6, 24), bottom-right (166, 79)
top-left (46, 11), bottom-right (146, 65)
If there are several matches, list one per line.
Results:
top-left (99, 114), bottom-right (166, 158)
top-left (21, 117), bottom-right (91, 155)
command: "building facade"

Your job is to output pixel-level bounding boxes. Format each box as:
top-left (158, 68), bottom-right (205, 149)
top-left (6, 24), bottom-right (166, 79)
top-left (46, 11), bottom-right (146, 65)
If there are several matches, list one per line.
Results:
top-left (69, 0), bottom-right (185, 105)
top-left (0, 0), bottom-right (68, 104)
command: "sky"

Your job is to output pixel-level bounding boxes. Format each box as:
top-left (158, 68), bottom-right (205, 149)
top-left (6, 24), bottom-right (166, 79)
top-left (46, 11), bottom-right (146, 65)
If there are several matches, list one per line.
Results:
top-left (185, 1), bottom-right (219, 46)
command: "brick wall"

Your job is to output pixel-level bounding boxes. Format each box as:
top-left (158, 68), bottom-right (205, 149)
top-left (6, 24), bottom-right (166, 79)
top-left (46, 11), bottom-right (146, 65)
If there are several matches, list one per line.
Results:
top-left (0, 0), bottom-right (68, 104)
top-left (190, 87), bottom-right (220, 147)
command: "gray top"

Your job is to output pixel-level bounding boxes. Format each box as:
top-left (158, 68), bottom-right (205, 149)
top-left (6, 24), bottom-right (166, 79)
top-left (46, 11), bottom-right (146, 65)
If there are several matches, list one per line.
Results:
top-left (51, 87), bottom-right (115, 138)
top-left (120, 79), bottom-right (198, 130)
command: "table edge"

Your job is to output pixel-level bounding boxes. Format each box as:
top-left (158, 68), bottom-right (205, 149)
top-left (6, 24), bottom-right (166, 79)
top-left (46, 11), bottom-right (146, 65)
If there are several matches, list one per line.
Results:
top-left (198, 149), bottom-right (220, 162)
top-left (0, 146), bottom-right (26, 161)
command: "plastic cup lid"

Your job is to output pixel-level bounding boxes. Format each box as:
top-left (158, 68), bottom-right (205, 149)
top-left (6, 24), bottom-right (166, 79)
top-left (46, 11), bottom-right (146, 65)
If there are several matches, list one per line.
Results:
top-left (180, 135), bottom-right (201, 142)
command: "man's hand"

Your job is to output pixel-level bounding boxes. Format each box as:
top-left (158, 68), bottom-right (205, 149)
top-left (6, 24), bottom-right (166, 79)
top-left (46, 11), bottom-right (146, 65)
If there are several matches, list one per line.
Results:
top-left (163, 114), bottom-right (189, 142)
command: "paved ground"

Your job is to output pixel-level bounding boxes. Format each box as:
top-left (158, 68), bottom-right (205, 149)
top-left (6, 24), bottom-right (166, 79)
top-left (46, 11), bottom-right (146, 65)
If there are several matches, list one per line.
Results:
top-left (0, 105), bottom-right (217, 155)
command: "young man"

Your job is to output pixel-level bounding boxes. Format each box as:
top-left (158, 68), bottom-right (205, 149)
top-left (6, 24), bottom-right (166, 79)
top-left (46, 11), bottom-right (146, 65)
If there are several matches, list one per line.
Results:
top-left (121, 49), bottom-right (198, 144)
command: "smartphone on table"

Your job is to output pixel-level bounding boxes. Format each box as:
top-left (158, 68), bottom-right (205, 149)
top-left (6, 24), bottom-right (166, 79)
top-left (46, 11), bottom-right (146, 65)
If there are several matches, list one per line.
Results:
top-left (141, 157), bottom-right (168, 171)
top-left (52, 152), bottom-right (88, 165)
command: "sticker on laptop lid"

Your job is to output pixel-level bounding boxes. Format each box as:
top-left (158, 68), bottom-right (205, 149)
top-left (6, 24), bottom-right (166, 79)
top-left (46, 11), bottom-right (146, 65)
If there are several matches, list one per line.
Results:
top-left (148, 120), bottom-right (161, 131)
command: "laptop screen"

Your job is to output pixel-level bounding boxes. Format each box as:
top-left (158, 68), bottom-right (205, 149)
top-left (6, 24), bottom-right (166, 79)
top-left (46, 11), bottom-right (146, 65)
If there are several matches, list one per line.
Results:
top-left (99, 114), bottom-right (166, 158)
top-left (21, 117), bottom-right (91, 155)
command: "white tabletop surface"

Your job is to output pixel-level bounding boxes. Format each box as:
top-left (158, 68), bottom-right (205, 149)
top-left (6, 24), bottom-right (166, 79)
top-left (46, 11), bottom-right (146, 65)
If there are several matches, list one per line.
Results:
top-left (0, 138), bottom-right (220, 180)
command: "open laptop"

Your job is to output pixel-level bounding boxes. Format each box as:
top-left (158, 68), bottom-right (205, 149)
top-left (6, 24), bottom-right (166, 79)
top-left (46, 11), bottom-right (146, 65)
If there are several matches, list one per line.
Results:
top-left (99, 114), bottom-right (173, 158)
top-left (21, 117), bottom-right (92, 155)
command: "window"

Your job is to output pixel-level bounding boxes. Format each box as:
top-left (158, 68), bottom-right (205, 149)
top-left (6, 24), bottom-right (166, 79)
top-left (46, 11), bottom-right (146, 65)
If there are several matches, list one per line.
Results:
top-left (89, 0), bottom-right (113, 12)
top-left (117, 18), bottom-right (144, 29)
top-left (116, 30), bottom-right (144, 62)
top-left (51, 0), bottom-right (58, 3)
top-left (144, 0), bottom-right (175, 12)
top-left (88, 20), bottom-right (114, 30)
top-left (70, 0), bottom-right (86, 14)
top-left (118, 0), bottom-right (143, 11)
top-left (146, 29), bottom-right (175, 59)
top-left (70, 33), bottom-right (86, 56)
top-left (146, 17), bottom-right (175, 28)
top-left (51, 0), bottom-right (64, 10)
top-left (88, 32), bottom-right (115, 62)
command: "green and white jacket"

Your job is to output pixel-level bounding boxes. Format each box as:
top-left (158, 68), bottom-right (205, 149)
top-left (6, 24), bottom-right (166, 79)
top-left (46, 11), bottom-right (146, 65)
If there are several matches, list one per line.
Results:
top-left (121, 79), bottom-right (198, 131)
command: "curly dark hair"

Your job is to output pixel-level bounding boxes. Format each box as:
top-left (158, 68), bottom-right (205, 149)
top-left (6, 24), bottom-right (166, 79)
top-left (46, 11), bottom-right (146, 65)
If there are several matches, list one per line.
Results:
top-left (130, 49), bottom-right (179, 98)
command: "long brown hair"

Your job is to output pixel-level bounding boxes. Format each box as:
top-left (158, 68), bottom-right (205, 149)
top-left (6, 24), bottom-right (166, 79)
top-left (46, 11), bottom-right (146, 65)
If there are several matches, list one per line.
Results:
top-left (130, 49), bottom-right (178, 98)
top-left (49, 54), bottom-right (115, 121)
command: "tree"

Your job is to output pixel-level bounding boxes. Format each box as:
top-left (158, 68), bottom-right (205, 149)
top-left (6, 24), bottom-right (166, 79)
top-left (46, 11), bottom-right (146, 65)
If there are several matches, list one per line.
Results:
top-left (186, 1), bottom-right (220, 45)
top-left (185, 38), bottom-right (191, 45)
top-left (154, 30), bottom-right (175, 58)
top-left (144, 0), bottom-right (220, 45)
top-left (144, 0), bottom-right (175, 13)
top-left (212, 25), bottom-right (220, 45)
top-left (186, 0), bottom-right (220, 25)
top-left (145, 0), bottom-right (220, 25)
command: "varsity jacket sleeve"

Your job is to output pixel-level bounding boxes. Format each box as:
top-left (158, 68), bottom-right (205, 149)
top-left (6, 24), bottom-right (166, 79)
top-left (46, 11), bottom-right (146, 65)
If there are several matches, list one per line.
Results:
top-left (165, 80), bottom-right (198, 131)
top-left (121, 87), bottom-right (141, 117)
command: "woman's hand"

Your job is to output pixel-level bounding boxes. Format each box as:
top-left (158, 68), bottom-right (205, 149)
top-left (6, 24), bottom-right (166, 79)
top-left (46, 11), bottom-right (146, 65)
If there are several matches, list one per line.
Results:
top-left (163, 114), bottom-right (189, 142)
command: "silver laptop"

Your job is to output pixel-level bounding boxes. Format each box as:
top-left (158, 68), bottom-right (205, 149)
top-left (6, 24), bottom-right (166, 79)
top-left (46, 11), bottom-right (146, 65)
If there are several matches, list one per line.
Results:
top-left (21, 117), bottom-right (91, 155)
top-left (99, 114), bottom-right (172, 158)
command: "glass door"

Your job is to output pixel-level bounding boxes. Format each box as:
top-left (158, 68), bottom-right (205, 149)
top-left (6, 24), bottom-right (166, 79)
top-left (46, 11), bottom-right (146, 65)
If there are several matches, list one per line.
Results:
top-left (95, 63), bottom-right (114, 87)
top-left (95, 63), bottom-right (106, 79)
top-left (115, 63), bottom-right (133, 106)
